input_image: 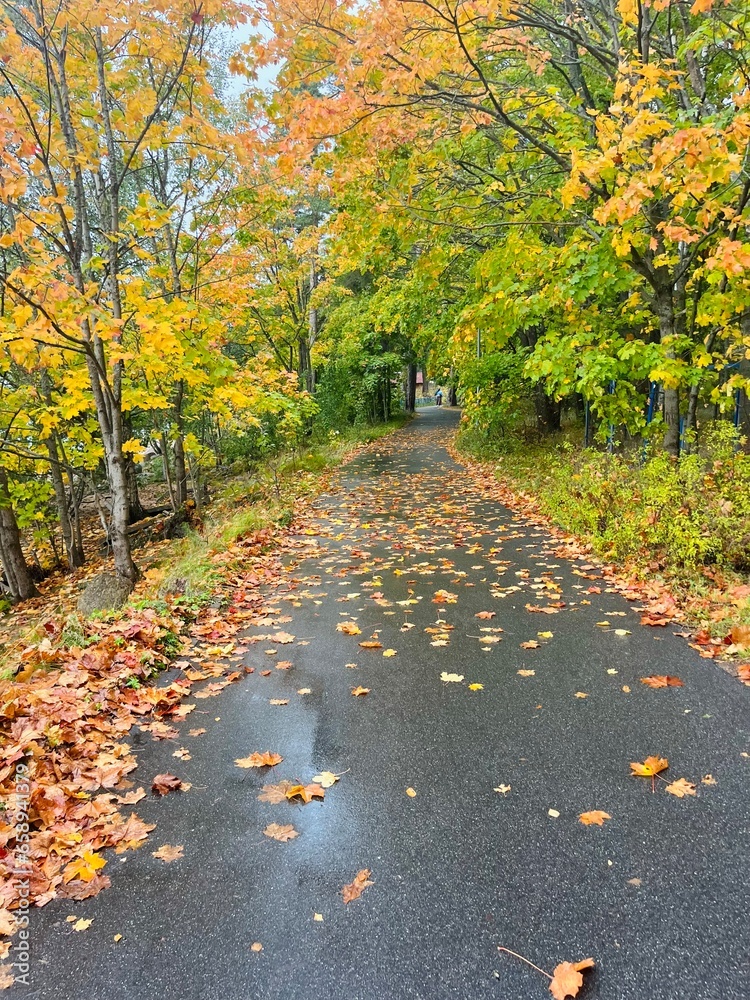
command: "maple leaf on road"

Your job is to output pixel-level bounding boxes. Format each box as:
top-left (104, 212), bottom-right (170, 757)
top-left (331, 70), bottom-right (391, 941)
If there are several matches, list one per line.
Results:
top-left (235, 751), bottom-right (283, 768)
top-left (151, 774), bottom-right (187, 796)
top-left (341, 869), bottom-right (373, 904)
top-left (578, 811), bottom-right (611, 826)
top-left (264, 823), bottom-right (299, 842)
top-left (665, 778), bottom-right (697, 798)
top-left (337, 621), bottom-right (361, 635)
top-left (152, 844), bottom-right (184, 863)
top-left (62, 850), bottom-right (106, 884)
top-left (640, 675), bottom-right (683, 688)
top-left (549, 958), bottom-right (595, 999)
top-left (630, 756), bottom-right (668, 777)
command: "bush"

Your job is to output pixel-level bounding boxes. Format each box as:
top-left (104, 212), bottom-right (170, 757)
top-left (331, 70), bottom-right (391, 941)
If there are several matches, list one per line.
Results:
top-left (496, 423), bottom-right (750, 572)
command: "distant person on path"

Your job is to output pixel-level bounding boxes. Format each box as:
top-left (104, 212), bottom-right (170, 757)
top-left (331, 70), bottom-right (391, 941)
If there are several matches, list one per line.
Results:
top-left (435, 387), bottom-right (443, 406)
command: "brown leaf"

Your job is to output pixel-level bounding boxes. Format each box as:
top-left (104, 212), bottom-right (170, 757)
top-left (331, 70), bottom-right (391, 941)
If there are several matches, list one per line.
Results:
top-left (665, 778), bottom-right (696, 798)
top-left (0, 965), bottom-right (14, 990)
top-left (549, 958), bottom-right (595, 999)
top-left (341, 868), bottom-right (373, 904)
top-left (257, 783), bottom-right (289, 804)
top-left (152, 844), bottom-right (184, 863)
top-left (730, 624), bottom-right (750, 648)
top-left (640, 675), bottom-right (683, 688)
top-left (475, 611), bottom-right (496, 619)
top-left (351, 686), bottom-right (370, 696)
top-left (263, 823), bottom-right (299, 842)
top-left (235, 751), bottom-right (283, 768)
top-left (578, 810), bottom-right (611, 826)
top-left (358, 640), bottom-right (382, 649)
top-left (151, 773), bottom-right (185, 796)
top-left (520, 640), bottom-right (540, 649)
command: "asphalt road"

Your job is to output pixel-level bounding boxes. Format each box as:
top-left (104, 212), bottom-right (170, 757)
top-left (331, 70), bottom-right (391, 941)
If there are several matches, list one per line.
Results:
top-left (19, 407), bottom-right (750, 1000)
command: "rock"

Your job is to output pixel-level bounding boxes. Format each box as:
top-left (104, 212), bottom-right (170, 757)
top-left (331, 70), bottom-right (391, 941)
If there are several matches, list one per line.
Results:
top-left (78, 572), bottom-right (133, 615)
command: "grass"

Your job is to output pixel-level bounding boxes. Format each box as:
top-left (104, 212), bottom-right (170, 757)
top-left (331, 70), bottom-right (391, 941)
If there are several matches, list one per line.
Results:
top-left (143, 415), bottom-right (411, 603)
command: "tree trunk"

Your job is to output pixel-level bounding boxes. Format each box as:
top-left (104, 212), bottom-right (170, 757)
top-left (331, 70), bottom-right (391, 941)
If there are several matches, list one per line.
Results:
top-left (0, 468), bottom-right (38, 601)
top-left (46, 436), bottom-right (84, 569)
top-left (654, 284), bottom-right (681, 457)
top-left (405, 363), bottom-right (417, 412)
top-left (534, 388), bottom-right (562, 433)
top-left (173, 382), bottom-right (188, 506)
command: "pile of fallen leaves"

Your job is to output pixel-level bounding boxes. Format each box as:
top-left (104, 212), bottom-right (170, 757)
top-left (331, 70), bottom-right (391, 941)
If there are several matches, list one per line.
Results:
top-left (0, 526), bottom-right (298, 916)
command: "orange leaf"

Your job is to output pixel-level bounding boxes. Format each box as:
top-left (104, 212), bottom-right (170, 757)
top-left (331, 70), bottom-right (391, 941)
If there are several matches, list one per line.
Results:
top-left (640, 675), bottom-right (683, 688)
top-left (578, 810), bottom-right (611, 826)
top-left (630, 756), bottom-right (668, 777)
top-left (549, 958), bottom-right (595, 999)
top-left (351, 685), bottom-right (370, 696)
top-left (235, 751), bottom-right (283, 768)
top-left (358, 640), bottom-right (382, 649)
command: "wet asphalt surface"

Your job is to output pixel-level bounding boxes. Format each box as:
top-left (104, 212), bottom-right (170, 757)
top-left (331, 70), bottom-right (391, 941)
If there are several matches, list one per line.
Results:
top-left (18, 407), bottom-right (750, 1000)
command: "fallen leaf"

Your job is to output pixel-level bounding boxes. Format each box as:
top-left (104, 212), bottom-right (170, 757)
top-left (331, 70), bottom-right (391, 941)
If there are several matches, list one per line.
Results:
top-left (406, 787), bottom-right (417, 797)
top-left (517, 669), bottom-right (535, 677)
top-left (264, 823), bottom-right (299, 842)
top-left (538, 631), bottom-right (554, 639)
top-left (548, 808), bottom-right (560, 818)
top-left (312, 771), bottom-right (340, 788)
top-left (63, 850), bottom-right (107, 884)
top-left (574, 692), bottom-right (588, 699)
top-left (152, 844), bottom-right (184, 863)
top-left (630, 756), bottom-right (668, 778)
top-left (337, 622), bottom-right (361, 635)
top-left (251, 941), bottom-right (263, 952)
top-left (549, 958), bottom-right (595, 999)
top-left (614, 629), bottom-right (631, 636)
top-left (578, 810), bottom-right (611, 826)
top-left (285, 782), bottom-right (325, 803)
top-left (627, 877), bottom-right (642, 886)
top-left (701, 774), bottom-right (717, 785)
top-left (351, 686), bottom-right (370, 696)
top-left (269, 699), bottom-right (289, 706)
top-left (358, 640), bottom-right (382, 649)
top-left (382, 648), bottom-right (397, 657)
top-left (151, 773), bottom-right (185, 796)
top-left (494, 784), bottom-right (511, 795)
top-left (640, 675), bottom-right (684, 688)
top-left (275, 660), bottom-right (293, 670)
top-left (72, 918), bottom-right (92, 932)
top-left (475, 611), bottom-right (495, 619)
top-left (520, 640), bottom-right (540, 649)
top-left (440, 672), bottom-right (464, 683)
top-left (188, 728), bottom-right (206, 736)
top-left (468, 682), bottom-right (484, 691)
top-left (235, 751), bottom-right (283, 768)
top-left (113, 934), bottom-right (123, 942)
top-left (665, 778), bottom-right (696, 798)
top-left (313, 913), bottom-right (323, 922)
top-left (297, 687), bottom-right (312, 695)
top-left (341, 868), bottom-right (373, 904)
